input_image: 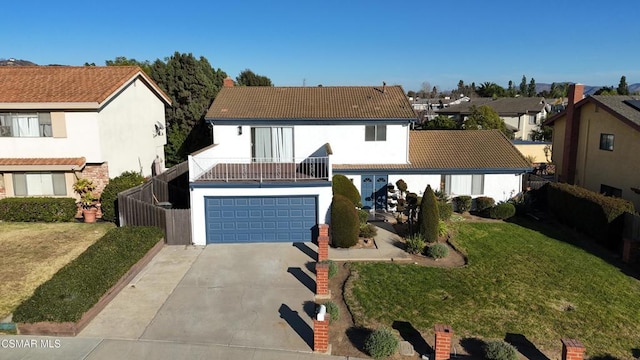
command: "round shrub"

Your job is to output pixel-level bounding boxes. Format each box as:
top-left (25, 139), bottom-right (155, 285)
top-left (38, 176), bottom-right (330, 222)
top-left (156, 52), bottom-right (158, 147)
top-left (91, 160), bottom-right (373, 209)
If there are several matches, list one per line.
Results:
top-left (332, 174), bottom-right (362, 207)
top-left (395, 179), bottom-right (407, 193)
top-left (437, 201), bottom-right (453, 221)
top-left (365, 327), bottom-right (399, 359)
top-left (484, 340), bottom-right (517, 360)
top-left (427, 243), bottom-right (449, 259)
top-left (405, 234), bottom-right (425, 254)
top-left (359, 223), bottom-right (378, 238)
top-left (453, 196), bottom-right (472, 213)
top-left (357, 209), bottom-right (369, 224)
top-left (100, 171), bottom-right (146, 223)
top-left (419, 185), bottom-right (440, 243)
top-left (321, 259), bottom-right (338, 279)
top-left (323, 301), bottom-right (340, 324)
top-left (489, 202), bottom-right (516, 220)
top-left (475, 196), bottom-right (495, 212)
top-left (331, 194), bottom-right (360, 248)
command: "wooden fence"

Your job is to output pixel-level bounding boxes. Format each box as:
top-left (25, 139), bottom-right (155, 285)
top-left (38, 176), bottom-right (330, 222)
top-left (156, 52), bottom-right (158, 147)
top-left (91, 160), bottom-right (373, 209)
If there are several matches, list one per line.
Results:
top-left (118, 162), bottom-right (192, 245)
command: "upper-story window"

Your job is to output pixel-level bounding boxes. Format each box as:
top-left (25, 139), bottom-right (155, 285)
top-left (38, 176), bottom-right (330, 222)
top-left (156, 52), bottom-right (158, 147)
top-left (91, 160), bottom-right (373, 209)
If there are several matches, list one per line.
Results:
top-left (365, 125), bottom-right (386, 141)
top-left (0, 112), bottom-right (52, 137)
top-left (599, 133), bottom-right (614, 151)
top-left (528, 115), bottom-right (537, 125)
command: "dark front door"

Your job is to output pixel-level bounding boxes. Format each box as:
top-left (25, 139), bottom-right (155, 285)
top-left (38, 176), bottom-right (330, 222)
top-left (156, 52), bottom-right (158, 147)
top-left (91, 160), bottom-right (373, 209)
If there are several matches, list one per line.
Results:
top-left (361, 175), bottom-right (388, 211)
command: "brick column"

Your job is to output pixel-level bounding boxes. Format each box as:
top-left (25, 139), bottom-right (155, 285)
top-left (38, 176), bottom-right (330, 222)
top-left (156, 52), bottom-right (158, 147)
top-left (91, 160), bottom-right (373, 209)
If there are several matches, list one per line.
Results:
top-left (562, 339), bottom-right (585, 360)
top-left (313, 314), bottom-right (330, 353)
top-left (434, 324), bottom-right (453, 360)
top-left (318, 224), bottom-right (330, 262)
top-left (315, 262), bottom-right (330, 298)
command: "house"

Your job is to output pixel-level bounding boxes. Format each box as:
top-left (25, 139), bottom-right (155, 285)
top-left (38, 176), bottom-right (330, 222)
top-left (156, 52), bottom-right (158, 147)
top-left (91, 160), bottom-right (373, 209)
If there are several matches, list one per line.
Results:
top-left (435, 97), bottom-right (550, 140)
top-left (545, 84), bottom-right (640, 210)
top-left (188, 81), bottom-right (531, 245)
top-left (0, 66), bottom-right (171, 199)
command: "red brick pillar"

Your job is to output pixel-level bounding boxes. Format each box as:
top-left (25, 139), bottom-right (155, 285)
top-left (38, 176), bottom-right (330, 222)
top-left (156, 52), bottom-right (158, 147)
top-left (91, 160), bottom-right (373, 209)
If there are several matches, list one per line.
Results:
top-left (562, 339), bottom-right (585, 360)
top-left (318, 224), bottom-right (329, 262)
top-left (315, 262), bottom-right (329, 297)
top-left (434, 324), bottom-right (453, 360)
top-left (313, 314), bottom-right (330, 353)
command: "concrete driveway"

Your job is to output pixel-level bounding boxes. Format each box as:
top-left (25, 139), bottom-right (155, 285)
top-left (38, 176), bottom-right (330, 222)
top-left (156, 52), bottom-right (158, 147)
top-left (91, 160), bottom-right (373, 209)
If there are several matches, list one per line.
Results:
top-left (82, 243), bottom-right (319, 353)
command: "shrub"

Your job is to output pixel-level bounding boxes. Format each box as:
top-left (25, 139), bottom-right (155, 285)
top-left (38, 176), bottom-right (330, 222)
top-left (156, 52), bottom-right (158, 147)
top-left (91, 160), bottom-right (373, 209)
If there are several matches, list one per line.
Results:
top-left (13, 226), bottom-right (163, 323)
top-left (405, 234), bottom-right (425, 254)
top-left (426, 243), bottom-right (449, 259)
top-left (437, 201), bottom-right (453, 221)
top-left (489, 202), bottom-right (516, 220)
top-left (331, 194), bottom-right (360, 248)
top-left (395, 179), bottom-right (407, 194)
top-left (453, 195), bottom-right (472, 213)
top-left (321, 259), bottom-right (338, 279)
top-left (323, 301), bottom-right (340, 324)
top-left (438, 220), bottom-right (448, 237)
top-left (359, 223), bottom-right (378, 238)
top-left (101, 171), bottom-right (146, 223)
top-left (419, 185), bottom-right (440, 243)
top-left (475, 196), bottom-right (495, 212)
top-left (357, 209), bottom-right (369, 224)
top-left (0, 197), bottom-right (77, 222)
top-left (365, 327), bottom-right (399, 359)
top-left (332, 174), bottom-right (362, 207)
top-left (434, 189), bottom-right (450, 202)
top-left (484, 340), bottom-right (518, 360)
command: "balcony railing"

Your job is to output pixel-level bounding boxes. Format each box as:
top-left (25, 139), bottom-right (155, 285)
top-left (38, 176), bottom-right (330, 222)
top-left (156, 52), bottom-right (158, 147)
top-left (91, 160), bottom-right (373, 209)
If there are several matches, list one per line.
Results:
top-left (190, 157), bottom-right (331, 182)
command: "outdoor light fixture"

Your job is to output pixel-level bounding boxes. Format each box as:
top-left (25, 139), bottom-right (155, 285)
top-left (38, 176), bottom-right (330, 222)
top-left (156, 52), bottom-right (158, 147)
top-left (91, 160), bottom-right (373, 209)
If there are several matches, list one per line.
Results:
top-left (317, 304), bottom-right (327, 321)
top-left (237, 126), bottom-right (242, 135)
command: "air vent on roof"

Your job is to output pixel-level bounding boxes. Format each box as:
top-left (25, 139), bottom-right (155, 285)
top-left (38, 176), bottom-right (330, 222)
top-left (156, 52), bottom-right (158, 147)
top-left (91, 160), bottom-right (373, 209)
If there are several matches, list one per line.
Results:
top-left (624, 99), bottom-right (640, 112)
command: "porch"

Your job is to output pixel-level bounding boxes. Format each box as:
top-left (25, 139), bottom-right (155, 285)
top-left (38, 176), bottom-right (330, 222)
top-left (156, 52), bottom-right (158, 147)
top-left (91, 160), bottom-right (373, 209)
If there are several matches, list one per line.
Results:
top-left (188, 156), bottom-right (331, 182)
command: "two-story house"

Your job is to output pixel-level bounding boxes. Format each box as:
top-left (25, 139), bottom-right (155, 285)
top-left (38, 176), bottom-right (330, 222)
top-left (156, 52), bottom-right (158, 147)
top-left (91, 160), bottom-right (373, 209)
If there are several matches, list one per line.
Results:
top-left (545, 84), bottom-right (640, 210)
top-left (0, 66), bottom-right (171, 199)
top-left (188, 80), bottom-right (531, 245)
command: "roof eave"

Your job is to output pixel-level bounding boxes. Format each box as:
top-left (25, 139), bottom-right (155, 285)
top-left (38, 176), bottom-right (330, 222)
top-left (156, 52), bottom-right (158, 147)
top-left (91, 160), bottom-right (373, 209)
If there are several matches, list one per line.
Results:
top-left (0, 102), bottom-right (100, 110)
top-left (205, 117), bottom-right (414, 125)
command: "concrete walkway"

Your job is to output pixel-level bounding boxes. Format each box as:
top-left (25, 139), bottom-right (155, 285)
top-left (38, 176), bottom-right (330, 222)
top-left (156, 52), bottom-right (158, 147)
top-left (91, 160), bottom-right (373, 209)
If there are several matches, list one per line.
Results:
top-left (329, 221), bottom-right (410, 262)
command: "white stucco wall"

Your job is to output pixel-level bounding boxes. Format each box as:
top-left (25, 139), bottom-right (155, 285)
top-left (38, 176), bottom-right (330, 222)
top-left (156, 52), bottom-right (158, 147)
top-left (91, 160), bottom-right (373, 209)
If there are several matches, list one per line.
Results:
top-left (190, 185), bottom-right (333, 245)
top-left (388, 174), bottom-right (443, 195)
top-left (483, 173), bottom-right (523, 202)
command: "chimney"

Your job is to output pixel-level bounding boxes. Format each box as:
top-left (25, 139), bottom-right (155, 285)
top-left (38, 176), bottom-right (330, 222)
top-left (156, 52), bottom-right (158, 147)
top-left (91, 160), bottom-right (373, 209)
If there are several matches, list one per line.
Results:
top-left (560, 83), bottom-right (584, 184)
top-left (382, 81), bottom-right (386, 93)
top-left (223, 77), bottom-right (234, 88)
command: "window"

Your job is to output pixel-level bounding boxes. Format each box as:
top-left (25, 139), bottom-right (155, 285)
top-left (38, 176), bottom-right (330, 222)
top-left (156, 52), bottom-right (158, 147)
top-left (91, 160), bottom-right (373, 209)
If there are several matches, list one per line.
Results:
top-left (444, 174), bottom-right (484, 195)
top-left (251, 127), bottom-right (294, 162)
top-left (365, 125), bottom-right (387, 141)
top-left (13, 173), bottom-right (66, 196)
top-left (600, 184), bottom-right (622, 198)
top-left (528, 115), bottom-right (537, 125)
top-left (599, 133), bottom-right (614, 151)
top-left (0, 112), bottom-right (52, 137)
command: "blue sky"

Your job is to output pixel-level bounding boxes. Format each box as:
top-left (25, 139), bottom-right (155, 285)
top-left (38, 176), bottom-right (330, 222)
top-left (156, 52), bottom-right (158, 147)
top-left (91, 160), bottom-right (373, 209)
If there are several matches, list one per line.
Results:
top-left (4, 0), bottom-right (639, 92)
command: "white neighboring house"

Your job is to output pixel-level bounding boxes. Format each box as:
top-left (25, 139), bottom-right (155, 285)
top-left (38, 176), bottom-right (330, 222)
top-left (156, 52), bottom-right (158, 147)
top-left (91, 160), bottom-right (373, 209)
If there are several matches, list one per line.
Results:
top-left (0, 66), bottom-right (171, 199)
top-left (189, 80), bottom-right (531, 245)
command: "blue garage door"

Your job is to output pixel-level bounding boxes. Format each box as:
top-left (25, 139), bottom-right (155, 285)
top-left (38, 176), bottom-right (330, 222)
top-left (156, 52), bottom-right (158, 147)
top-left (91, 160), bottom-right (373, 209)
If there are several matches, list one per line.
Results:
top-left (205, 196), bottom-right (317, 243)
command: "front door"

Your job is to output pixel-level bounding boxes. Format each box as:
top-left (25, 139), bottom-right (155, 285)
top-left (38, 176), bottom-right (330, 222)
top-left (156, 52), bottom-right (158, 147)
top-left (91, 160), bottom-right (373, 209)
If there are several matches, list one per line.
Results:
top-left (361, 175), bottom-right (388, 211)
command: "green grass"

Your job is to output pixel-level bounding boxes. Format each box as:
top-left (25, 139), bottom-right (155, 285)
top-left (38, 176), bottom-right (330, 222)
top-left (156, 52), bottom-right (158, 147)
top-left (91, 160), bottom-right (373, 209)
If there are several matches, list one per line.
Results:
top-left (346, 220), bottom-right (640, 359)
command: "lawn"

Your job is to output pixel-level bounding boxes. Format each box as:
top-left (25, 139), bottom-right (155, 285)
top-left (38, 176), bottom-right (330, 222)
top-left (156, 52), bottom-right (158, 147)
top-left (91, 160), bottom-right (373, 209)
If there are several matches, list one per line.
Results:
top-left (0, 222), bottom-right (114, 320)
top-left (345, 219), bottom-right (640, 359)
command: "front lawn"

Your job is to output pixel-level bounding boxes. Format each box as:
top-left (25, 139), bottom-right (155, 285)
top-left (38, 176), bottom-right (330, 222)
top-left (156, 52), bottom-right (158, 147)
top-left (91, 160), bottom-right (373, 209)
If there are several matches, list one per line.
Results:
top-left (0, 222), bottom-right (114, 320)
top-left (346, 220), bottom-right (640, 359)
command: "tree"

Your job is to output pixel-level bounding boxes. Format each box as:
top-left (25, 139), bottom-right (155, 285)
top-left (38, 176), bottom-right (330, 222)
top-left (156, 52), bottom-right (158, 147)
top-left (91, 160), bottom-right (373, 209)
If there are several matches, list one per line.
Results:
top-left (519, 75), bottom-right (527, 96)
top-left (594, 86), bottom-right (616, 95)
top-left (529, 125), bottom-right (552, 142)
top-left (476, 82), bottom-right (505, 98)
top-left (419, 185), bottom-right (439, 243)
top-left (617, 75), bottom-right (630, 95)
top-left (431, 86), bottom-right (439, 98)
top-left (407, 90), bottom-right (416, 98)
top-left (465, 105), bottom-right (511, 137)
top-left (527, 78), bottom-right (537, 97)
top-left (105, 56), bottom-right (152, 74)
top-left (236, 69), bottom-right (273, 86)
top-left (424, 115), bottom-right (458, 130)
top-left (506, 80), bottom-right (516, 97)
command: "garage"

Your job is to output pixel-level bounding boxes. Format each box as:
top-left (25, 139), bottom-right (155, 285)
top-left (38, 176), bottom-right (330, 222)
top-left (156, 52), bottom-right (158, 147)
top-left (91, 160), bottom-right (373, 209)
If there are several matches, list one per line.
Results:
top-left (205, 195), bottom-right (317, 243)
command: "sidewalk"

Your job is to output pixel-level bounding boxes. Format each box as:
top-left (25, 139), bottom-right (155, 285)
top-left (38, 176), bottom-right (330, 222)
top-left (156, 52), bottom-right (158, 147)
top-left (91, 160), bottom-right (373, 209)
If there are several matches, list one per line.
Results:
top-left (329, 221), bottom-right (410, 262)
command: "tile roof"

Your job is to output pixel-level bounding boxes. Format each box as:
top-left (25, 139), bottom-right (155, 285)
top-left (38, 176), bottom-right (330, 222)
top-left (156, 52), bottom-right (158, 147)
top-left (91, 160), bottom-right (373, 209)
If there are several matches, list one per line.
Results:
top-left (206, 85), bottom-right (417, 120)
top-left (544, 95), bottom-right (640, 131)
top-left (0, 157), bottom-right (86, 166)
top-left (436, 97), bottom-right (546, 115)
top-left (0, 66), bottom-right (170, 105)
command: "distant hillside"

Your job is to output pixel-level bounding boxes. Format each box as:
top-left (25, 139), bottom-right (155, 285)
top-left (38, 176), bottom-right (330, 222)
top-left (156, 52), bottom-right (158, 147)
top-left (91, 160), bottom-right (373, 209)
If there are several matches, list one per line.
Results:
top-left (537, 82), bottom-right (640, 96)
top-left (0, 58), bottom-right (37, 66)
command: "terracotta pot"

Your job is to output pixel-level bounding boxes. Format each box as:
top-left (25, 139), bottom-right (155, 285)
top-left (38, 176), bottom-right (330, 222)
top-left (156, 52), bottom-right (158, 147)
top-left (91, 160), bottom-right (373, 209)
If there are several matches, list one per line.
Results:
top-left (83, 208), bottom-right (98, 223)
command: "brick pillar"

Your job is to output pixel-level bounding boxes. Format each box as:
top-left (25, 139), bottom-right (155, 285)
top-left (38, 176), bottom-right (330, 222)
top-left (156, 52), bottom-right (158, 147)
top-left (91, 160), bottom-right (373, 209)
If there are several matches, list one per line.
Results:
top-left (434, 324), bottom-right (453, 360)
top-left (313, 314), bottom-right (330, 353)
top-left (562, 339), bottom-right (585, 360)
top-left (315, 262), bottom-right (329, 297)
top-left (318, 224), bottom-right (330, 262)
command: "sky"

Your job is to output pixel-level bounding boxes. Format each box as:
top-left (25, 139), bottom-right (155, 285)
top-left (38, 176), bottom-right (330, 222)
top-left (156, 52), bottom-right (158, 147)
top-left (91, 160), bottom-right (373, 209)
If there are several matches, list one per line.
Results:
top-left (3, 0), bottom-right (640, 92)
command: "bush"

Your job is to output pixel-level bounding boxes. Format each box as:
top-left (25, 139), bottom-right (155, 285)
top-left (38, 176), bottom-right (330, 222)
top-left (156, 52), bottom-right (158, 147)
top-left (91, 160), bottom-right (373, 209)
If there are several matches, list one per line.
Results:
top-left (395, 179), bottom-right (407, 194)
top-left (0, 197), bottom-right (77, 222)
top-left (434, 189), bottom-right (450, 202)
top-left (419, 185), bottom-right (440, 243)
top-left (484, 340), bottom-right (518, 360)
top-left (405, 234), bottom-right (425, 254)
top-left (331, 194), bottom-right (360, 248)
top-left (13, 226), bottom-right (163, 323)
top-left (437, 201), bottom-right (453, 221)
top-left (365, 327), bottom-right (399, 359)
top-left (359, 223), bottom-right (378, 238)
top-left (321, 259), bottom-right (338, 279)
top-left (438, 220), bottom-right (448, 237)
top-left (323, 301), bottom-right (340, 324)
top-left (100, 171), bottom-right (146, 223)
top-left (332, 174), bottom-right (362, 207)
top-left (453, 196), bottom-right (472, 213)
top-left (489, 202), bottom-right (516, 220)
top-left (475, 196), bottom-right (495, 212)
top-left (427, 243), bottom-right (449, 259)
top-left (357, 209), bottom-right (369, 224)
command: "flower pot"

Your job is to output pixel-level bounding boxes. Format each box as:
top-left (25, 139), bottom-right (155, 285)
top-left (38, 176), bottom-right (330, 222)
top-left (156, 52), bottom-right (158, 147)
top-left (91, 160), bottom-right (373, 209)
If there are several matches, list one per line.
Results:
top-left (83, 208), bottom-right (98, 223)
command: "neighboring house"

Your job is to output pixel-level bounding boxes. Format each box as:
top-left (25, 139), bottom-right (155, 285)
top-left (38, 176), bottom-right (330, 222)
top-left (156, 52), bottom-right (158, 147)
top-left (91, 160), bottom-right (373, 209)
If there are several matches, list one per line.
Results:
top-left (188, 80), bottom-right (531, 245)
top-left (435, 97), bottom-right (550, 140)
top-left (0, 66), bottom-right (171, 199)
top-left (545, 84), bottom-right (640, 210)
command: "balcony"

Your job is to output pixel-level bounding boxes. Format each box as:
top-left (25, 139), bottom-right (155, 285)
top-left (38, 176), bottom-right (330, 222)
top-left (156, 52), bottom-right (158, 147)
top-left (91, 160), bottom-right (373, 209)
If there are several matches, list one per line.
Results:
top-left (189, 156), bottom-right (331, 182)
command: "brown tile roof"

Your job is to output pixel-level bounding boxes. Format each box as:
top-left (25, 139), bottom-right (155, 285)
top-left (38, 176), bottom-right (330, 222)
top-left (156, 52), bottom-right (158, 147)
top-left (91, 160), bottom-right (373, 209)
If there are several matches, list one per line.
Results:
top-left (206, 85), bottom-right (417, 120)
top-left (545, 95), bottom-right (640, 131)
top-left (436, 97), bottom-right (546, 116)
top-left (0, 157), bottom-right (86, 166)
top-left (0, 66), bottom-right (170, 105)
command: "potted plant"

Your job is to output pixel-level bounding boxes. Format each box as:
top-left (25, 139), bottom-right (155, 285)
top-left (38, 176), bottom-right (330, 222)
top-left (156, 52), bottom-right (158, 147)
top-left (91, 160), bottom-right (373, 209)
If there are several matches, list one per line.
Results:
top-left (73, 178), bottom-right (98, 223)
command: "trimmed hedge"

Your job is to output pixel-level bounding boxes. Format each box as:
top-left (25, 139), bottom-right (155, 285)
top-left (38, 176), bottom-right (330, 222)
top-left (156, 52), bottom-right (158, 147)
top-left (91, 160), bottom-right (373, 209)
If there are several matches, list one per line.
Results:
top-left (331, 194), bottom-right (360, 248)
top-left (0, 197), bottom-right (77, 222)
top-left (100, 171), bottom-right (146, 223)
top-left (13, 226), bottom-right (164, 323)
top-left (437, 201), bottom-right (453, 221)
top-left (489, 202), bottom-right (516, 220)
top-left (419, 185), bottom-right (440, 243)
top-left (475, 196), bottom-right (495, 212)
top-left (332, 174), bottom-right (362, 208)
top-left (544, 182), bottom-right (635, 248)
top-left (453, 195), bottom-right (472, 213)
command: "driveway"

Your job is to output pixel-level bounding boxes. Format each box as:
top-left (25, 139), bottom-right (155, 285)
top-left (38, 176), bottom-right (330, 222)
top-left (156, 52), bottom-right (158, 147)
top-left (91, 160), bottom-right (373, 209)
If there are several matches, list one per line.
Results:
top-left (82, 242), bottom-right (319, 352)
